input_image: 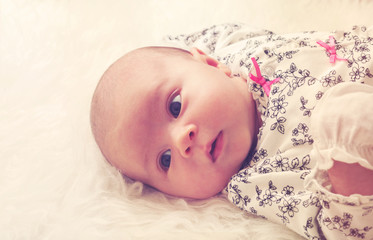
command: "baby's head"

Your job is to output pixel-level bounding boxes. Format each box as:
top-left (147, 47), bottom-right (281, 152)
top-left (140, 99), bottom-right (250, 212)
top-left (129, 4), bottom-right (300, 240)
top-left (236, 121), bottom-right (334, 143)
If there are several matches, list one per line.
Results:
top-left (91, 46), bottom-right (259, 199)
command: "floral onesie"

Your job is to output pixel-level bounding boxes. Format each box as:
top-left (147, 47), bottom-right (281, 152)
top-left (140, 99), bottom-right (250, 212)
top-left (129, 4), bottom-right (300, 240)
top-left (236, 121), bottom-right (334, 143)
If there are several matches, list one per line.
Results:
top-left (165, 23), bottom-right (373, 240)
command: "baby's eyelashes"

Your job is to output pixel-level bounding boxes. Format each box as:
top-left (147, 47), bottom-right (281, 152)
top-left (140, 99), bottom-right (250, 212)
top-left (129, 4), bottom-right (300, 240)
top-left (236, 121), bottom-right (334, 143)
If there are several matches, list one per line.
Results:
top-left (159, 149), bottom-right (171, 171)
top-left (169, 93), bottom-right (181, 118)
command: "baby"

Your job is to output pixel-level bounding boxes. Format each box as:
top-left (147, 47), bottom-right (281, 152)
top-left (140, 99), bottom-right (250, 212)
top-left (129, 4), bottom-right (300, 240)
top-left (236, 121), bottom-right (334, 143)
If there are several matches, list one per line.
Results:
top-left (90, 47), bottom-right (261, 199)
top-left (91, 24), bottom-right (373, 239)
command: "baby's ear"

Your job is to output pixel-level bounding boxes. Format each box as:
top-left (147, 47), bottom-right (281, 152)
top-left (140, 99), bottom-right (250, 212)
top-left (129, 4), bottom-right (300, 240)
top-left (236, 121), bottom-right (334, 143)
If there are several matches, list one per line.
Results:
top-left (190, 48), bottom-right (231, 76)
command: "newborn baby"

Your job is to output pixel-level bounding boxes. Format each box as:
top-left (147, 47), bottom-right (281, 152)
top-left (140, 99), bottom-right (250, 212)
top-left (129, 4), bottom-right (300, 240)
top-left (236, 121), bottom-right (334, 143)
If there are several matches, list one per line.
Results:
top-left (91, 24), bottom-right (373, 239)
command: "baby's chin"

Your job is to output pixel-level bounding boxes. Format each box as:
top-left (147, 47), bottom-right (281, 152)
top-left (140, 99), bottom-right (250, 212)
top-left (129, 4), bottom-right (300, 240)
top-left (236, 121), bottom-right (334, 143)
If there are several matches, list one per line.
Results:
top-left (170, 179), bottom-right (232, 200)
top-left (171, 189), bottom-right (222, 200)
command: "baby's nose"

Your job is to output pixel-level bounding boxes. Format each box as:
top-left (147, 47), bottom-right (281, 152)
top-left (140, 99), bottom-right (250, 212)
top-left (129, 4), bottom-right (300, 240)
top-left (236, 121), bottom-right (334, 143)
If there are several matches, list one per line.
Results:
top-left (173, 124), bottom-right (197, 158)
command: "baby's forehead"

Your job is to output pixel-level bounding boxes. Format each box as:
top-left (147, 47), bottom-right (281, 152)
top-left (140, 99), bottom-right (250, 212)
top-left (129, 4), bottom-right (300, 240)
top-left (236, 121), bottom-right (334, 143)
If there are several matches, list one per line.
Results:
top-left (112, 63), bottom-right (164, 120)
top-left (108, 49), bottom-right (193, 116)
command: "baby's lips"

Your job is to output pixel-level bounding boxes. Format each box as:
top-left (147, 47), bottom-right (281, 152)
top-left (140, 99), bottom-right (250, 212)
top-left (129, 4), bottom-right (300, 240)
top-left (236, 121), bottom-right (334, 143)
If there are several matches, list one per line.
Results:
top-left (206, 131), bottom-right (223, 163)
top-left (206, 134), bottom-right (217, 162)
top-left (211, 131), bottom-right (223, 162)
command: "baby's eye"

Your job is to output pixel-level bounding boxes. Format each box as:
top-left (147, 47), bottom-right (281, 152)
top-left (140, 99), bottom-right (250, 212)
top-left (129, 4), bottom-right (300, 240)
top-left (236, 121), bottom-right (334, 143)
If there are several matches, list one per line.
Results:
top-left (159, 150), bottom-right (171, 170)
top-left (169, 94), bottom-right (181, 118)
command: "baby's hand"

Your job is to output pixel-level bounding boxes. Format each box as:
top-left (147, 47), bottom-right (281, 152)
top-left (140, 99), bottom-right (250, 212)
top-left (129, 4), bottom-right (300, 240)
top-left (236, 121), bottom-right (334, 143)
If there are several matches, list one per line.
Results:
top-left (328, 161), bottom-right (373, 196)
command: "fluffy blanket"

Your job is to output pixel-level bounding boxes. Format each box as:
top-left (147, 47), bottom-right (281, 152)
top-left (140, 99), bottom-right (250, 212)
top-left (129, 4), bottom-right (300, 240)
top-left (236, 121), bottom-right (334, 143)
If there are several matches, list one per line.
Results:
top-left (1, 1), bottom-right (372, 239)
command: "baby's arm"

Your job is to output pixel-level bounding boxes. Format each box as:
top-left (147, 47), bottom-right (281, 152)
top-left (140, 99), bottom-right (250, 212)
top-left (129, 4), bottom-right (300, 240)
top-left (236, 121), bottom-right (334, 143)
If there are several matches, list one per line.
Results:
top-left (308, 82), bottom-right (373, 239)
top-left (311, 82), bottom-right (373, 196)
top-left (322, 82), bottom-right (373, 196)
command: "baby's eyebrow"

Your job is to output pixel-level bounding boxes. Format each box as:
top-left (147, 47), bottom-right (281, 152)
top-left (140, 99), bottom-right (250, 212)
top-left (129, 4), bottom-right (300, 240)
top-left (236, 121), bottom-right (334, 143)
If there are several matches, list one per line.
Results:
top-left (142, 151), bottom-right (152, 181)
top-left (144, 79), bottom-right (167, 118)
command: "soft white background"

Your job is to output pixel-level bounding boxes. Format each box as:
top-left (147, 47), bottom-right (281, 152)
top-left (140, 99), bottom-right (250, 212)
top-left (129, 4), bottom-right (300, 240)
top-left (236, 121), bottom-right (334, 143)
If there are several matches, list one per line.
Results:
top-left (1, 1), bottom-right (372, 239)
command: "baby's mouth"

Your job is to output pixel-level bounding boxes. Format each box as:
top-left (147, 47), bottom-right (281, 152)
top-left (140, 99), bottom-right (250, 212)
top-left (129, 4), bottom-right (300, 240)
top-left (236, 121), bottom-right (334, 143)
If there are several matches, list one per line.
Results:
top-left (209, 131), bottom-right (223, 162)
top-left (209, 138), bottom-right (217, 157)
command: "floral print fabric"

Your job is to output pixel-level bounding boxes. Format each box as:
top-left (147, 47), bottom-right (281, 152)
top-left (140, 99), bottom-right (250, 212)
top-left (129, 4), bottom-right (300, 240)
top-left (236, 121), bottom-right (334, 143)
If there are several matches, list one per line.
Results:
top-left (165, 23), bottom-right (373, 239)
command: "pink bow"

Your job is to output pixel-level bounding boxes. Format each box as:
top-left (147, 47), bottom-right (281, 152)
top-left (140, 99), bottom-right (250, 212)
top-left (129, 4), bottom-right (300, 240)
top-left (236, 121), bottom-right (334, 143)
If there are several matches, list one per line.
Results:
top-left (249, 57), bottom-right (280, 97)
top-left (317, 36), bottom-right (347, 63)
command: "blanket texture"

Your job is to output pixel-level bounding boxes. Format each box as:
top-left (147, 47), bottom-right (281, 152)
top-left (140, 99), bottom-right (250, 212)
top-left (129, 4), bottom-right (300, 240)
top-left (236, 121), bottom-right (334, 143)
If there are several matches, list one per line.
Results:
top-left (1, 1), bottom-right (372, 239)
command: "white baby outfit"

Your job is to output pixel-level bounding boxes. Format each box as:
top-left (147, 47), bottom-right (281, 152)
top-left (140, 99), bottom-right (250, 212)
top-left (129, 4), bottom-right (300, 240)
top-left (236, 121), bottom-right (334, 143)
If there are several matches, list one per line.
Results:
top-left (165, 23), bottom-right (373, 240)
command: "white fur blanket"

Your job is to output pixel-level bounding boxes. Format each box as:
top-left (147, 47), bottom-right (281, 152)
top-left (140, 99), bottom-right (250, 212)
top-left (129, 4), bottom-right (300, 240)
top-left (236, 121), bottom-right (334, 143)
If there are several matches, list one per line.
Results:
top-left (1, 1), bottom-right (372, 239)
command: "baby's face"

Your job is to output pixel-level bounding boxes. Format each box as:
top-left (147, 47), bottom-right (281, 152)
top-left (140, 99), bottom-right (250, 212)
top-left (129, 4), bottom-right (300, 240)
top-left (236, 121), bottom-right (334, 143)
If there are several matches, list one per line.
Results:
top-left (107, 49), bottom-right (259, 199)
